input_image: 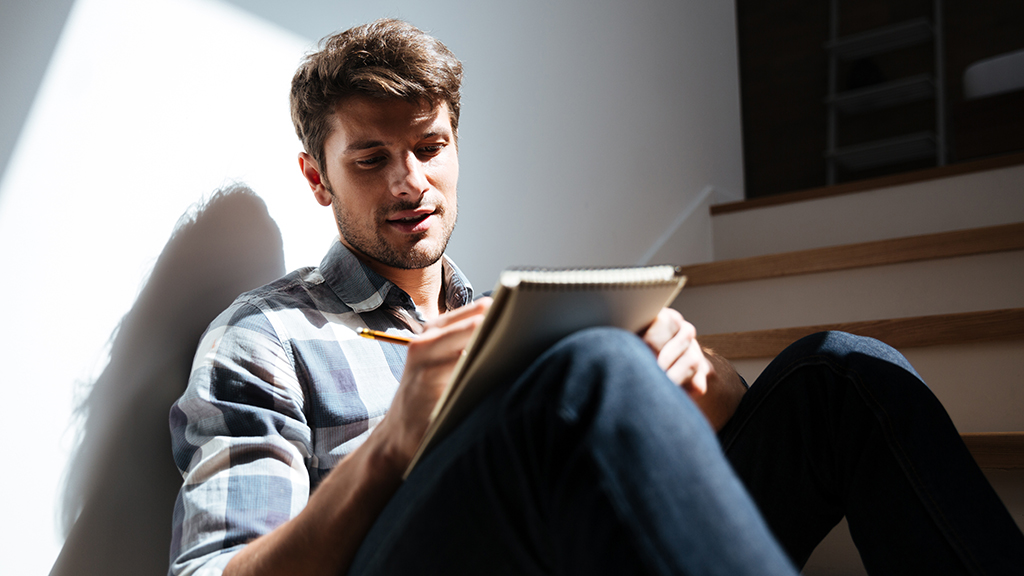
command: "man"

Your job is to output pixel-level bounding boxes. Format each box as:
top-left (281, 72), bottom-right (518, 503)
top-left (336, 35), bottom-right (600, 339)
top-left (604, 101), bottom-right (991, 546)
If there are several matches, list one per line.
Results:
top-left (170, 19), bottom-right (1023, 576)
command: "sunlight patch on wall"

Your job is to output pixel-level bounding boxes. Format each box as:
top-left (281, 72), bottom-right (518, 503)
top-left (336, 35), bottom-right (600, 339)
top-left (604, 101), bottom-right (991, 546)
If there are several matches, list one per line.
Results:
top-left (0, 0), bottom-right (327, 571)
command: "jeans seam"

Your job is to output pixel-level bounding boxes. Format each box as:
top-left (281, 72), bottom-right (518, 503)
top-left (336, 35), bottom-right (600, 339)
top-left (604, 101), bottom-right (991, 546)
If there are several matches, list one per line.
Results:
top-left (587, 445), bottom-right (674, 576)
top-left (730, 347), bottom-right (985, 575)
top-left (836, 357), bottom-right (985, 576)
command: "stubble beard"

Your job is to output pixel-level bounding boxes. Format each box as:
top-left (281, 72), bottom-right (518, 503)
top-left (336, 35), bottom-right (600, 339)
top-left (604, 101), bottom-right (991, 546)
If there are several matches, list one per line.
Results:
top-left (333, 197), bottom-right (456, 270)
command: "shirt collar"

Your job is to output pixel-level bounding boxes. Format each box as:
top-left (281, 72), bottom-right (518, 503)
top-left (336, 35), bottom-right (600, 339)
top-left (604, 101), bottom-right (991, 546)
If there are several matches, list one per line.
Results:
top-left (319, 239), bottom-right (474, 315)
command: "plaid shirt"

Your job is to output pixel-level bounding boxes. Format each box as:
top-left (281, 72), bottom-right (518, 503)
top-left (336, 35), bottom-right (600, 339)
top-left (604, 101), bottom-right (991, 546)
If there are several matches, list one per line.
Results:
top-left (168, 240), bottom-right (474, 575)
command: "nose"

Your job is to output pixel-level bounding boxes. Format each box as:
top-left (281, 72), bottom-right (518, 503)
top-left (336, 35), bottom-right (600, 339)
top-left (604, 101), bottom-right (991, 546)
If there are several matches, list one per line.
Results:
top-left (390, 152), bottom-right (429, 199)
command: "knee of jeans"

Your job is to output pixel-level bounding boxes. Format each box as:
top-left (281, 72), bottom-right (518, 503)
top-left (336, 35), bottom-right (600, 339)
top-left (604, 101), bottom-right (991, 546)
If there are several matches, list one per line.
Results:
top-left (779, 331), bottom-right (926, 392)
top-left (542, 326), bottom-right (661, 387)
top-left (782, 331), bottom-right (905, 367)
top-left (528, 327), bottom-right (667, 417)
top-left (550, 326), bottom-right (647, 360)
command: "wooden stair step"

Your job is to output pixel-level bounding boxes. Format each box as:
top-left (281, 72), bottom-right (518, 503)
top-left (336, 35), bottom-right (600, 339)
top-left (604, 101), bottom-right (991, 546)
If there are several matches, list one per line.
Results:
top-left (711, 150), bottom-right (1024, 215)
top-left (962, 432), bottom-right (1024, 470)
top-left (700, 308), bottom-right (1024, 360)
top-left (678, 222), bottom-right (1024, 287)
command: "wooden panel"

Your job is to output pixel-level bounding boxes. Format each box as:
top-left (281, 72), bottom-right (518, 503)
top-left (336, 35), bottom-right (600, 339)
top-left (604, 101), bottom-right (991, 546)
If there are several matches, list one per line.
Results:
top-left (700, 308), bottom-right (1024, 359)
top-left (713, 151), bottom-right (1024, 215)
top-left (679, 223), bottom-right (1024, 287)
top-left (962, 432), bottom-right (1024, 470)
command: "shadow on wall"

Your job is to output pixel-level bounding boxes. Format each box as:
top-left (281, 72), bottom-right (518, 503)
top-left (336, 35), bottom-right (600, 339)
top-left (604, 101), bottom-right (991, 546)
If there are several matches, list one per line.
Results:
top-left (50, 184), bottom-right (286, 576)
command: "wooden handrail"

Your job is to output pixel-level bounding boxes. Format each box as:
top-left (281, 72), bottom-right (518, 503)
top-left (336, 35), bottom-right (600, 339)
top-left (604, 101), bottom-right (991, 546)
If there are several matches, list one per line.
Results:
top-left (699, 308), bottom-right (1024, 360)
top-left (962, 432), bottom-right (1024, 470)
top-left (678, 222), bottom-right (1024, 287)
top-left (712, 151), bottom-right (1024, 215)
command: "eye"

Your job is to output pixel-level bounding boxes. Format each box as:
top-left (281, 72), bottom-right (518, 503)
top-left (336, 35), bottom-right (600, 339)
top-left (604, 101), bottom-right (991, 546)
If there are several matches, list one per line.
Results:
top-left (418, 143), bottom-right (445, 158)
top-left (355, 155), bottom-right (385, 167)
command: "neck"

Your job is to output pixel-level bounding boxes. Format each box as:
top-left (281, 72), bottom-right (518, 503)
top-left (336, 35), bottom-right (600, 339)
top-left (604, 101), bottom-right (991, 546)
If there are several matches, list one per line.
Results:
top-left (383, 261), bottom-right (446, 321)
top-left (351, 249), bottom-right (446, 321)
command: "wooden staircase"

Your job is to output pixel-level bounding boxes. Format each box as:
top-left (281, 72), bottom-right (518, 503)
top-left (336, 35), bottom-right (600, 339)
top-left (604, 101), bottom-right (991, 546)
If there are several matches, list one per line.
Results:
top-left (670, 156), bottom-right (1024, 574)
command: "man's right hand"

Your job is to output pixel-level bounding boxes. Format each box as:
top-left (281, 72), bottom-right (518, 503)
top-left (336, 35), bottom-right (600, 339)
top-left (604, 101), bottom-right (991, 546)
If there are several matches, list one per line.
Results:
top-left (376, 297), bottom-right (492, 468)
top-left (223, 298), bottom-right (491, 576)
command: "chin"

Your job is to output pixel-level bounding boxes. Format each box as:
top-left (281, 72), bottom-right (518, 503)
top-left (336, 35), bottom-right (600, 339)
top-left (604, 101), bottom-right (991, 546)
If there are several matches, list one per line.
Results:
top-left (366, 236), bottom-right (447, 270)
top-left (340, 222), bottom-right (452, 270)
top-left (396, 246), bottom-right (446, 269)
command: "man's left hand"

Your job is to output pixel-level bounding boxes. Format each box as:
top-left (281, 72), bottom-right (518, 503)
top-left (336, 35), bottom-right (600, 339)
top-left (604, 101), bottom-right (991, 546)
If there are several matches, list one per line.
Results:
top-left (641, 308), bottom-right (747, 431)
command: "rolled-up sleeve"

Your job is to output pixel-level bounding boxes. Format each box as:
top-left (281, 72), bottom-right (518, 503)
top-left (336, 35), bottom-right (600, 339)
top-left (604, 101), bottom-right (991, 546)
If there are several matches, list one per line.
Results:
top-left (169, 300), bottom-right (312, 576)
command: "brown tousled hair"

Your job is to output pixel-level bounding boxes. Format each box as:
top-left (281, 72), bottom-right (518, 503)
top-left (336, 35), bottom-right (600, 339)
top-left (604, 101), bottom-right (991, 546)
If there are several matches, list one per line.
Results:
top-left (290, 19), bottom-right (464, 175)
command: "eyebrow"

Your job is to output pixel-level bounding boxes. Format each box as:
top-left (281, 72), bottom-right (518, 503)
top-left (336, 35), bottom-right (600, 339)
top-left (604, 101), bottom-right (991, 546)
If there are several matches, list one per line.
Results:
top-left (344, 139), bottom-right (386, 153)
top-left (343, 130), bottom-right (450, 155)
top-left (420, 130), bottom-right (447, 140)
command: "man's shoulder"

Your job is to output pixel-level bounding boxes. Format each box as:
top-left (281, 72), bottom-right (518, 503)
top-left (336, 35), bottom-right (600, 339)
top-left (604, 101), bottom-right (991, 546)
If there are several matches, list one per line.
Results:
top-left (234, 266), bottom-right (326, 310)
top-left (209, 265), bottom-right (357, 337)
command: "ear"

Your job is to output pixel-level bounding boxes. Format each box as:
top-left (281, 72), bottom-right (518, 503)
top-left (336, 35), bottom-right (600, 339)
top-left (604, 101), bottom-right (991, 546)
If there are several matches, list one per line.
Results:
top-left (299, 152), bottom-right (333, 207)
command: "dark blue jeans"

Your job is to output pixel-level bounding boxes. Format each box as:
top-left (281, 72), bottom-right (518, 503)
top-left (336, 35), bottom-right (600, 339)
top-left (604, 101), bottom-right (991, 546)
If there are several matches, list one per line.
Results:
top-left (349, 329), bottom-right (1022, 575)
top-left (719, 330), bottom-right (1024, 575)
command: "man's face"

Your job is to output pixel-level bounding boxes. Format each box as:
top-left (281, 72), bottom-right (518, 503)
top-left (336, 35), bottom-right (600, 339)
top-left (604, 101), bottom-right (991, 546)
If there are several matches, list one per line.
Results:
top-left (311, 96), bottom-right (459, 271)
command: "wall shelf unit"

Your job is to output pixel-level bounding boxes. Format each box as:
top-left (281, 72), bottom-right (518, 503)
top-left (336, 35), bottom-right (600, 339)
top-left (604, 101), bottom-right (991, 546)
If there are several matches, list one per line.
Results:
top-left (825, 1), bottom-right (947, 183)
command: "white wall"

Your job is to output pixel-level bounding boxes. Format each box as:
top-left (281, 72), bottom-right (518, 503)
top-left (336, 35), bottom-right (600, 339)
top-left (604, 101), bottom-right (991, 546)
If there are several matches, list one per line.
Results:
top-left (0, 2), bottom-right (320, 574)
top-left (1, 0), bottom-right (746, 287)
top-left (221, 0), bottom-right (746, 285)
top-left (0, 0), bottom-right (744, 573)
top-left (0, 0), bottom-right (76, 183)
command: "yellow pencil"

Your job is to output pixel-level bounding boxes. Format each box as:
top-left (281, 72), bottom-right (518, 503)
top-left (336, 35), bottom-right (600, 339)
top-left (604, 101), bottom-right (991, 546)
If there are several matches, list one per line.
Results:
top-left (356, 327), bottom-right (414, 345)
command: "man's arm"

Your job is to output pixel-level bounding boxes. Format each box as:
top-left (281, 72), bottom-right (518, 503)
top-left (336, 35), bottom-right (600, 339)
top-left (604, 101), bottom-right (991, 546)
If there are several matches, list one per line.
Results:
top-left (222, 298), bottom-right (491, 576)
top-left (641, 308), bottom-right (747, 431)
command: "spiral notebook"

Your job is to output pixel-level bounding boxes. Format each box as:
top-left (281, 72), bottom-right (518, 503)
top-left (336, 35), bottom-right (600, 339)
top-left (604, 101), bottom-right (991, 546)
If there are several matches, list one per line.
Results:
top-left (405, 265), bottom-right (687, 476)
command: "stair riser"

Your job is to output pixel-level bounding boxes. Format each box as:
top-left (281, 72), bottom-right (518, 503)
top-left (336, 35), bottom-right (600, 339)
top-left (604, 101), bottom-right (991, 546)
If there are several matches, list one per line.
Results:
top-left (707, 164), bottom-right (1024, 575)
top-left (674, 250), bottom-right (1024, 335)
top-left (712, 164), bottom-right (1024, 260)
top-left (730, 340), bottom-right (1024, 434)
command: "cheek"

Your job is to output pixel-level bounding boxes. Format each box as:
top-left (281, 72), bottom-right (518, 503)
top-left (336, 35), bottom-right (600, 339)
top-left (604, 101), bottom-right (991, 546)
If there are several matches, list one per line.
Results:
top-left (432, 156), bottom-right (459, 194)
top-left (332, 187), bottom-right (373, 219)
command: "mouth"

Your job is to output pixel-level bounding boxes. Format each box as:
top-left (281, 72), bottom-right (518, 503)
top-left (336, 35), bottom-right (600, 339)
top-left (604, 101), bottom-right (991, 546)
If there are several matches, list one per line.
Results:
top-left (386, 207), bottom-right (438, 234)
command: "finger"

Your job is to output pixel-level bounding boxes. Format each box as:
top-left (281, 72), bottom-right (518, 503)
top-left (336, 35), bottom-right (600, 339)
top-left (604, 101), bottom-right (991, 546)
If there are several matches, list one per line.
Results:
top-left (643, 308), bottom-right (693, 355)
top-left (642, 308), bottom-right (678, 351)
top-left (665, 339), bottom-right (709, 395)
top-left (670, 357), bottom-right (709, 397)
top-left (688, 354), bottom-right (710, 397)
top-left (408, 313), bottom-right (485, 364)
top-left (655, 327), bottom-right (691, 372)
top-left (653, 318), bottom-right (696, 371)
